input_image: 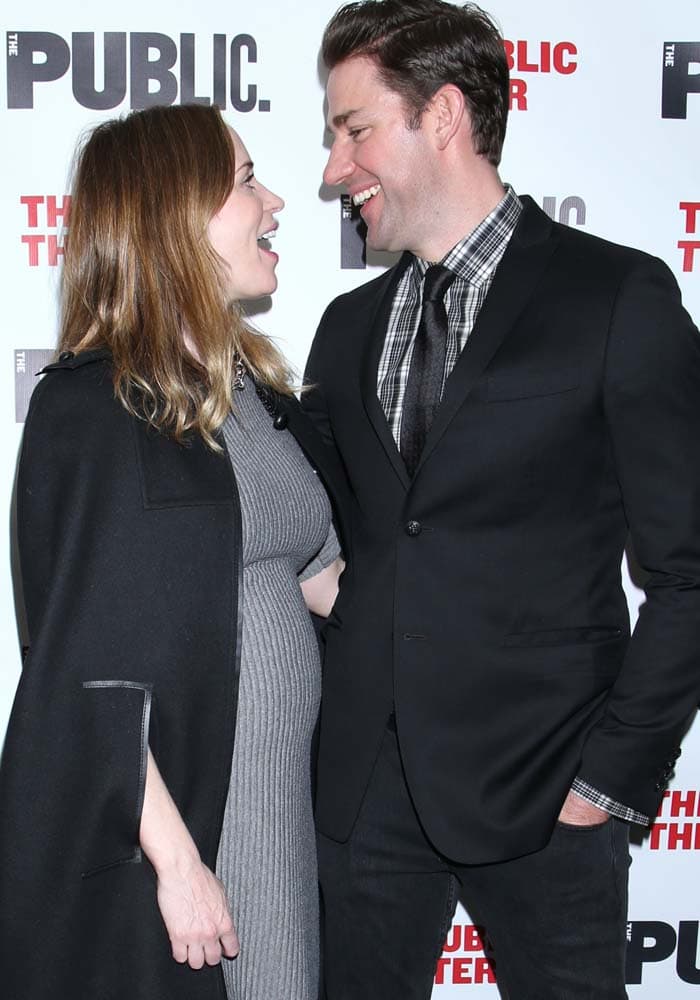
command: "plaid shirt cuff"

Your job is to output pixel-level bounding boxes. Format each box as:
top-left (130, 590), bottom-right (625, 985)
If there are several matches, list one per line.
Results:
top-left (571, 777), bottom-right (650, 826)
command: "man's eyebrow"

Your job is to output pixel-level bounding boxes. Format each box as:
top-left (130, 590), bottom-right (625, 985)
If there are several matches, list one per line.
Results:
top-left (235, 159), bottom-right (254, 174)
top-left (330, 110), bottom-right (361, 129)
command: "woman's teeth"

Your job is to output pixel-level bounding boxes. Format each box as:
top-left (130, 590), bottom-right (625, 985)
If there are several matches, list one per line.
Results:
top-left (352, 185), bottom-right (381, 206)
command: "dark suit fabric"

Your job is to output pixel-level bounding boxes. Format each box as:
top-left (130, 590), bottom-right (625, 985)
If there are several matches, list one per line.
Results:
top-left (0, 351), bottom-right (343, 1000)
top-left (303, 197), bottom-right (700, 865)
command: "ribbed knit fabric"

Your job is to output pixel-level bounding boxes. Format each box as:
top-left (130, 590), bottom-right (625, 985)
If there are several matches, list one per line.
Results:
top-left (216, 383), bottom-right (339, 1000)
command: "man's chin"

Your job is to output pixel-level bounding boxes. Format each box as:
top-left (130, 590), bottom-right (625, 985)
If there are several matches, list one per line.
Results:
top-left (365, 228), bottom-right (399, 255)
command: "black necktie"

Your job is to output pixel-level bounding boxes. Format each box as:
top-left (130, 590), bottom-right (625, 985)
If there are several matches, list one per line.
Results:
top-left (400, 264), bottom-right (456, 477)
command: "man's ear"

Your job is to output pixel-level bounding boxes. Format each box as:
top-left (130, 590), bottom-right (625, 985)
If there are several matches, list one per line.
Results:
top-left (428, 84), bottom-right (468, 150)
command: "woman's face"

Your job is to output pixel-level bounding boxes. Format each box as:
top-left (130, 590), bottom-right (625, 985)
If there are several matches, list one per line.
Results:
top-left (207, 129), bottom-right (284, 302)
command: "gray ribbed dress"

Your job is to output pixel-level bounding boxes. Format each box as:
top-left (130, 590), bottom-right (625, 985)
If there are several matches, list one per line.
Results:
top-left (216, 380), bottom-right (339, 1000)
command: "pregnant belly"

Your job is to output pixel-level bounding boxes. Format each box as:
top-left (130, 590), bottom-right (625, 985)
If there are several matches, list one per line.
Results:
top-left (237, 559), bottom-right (321, 744)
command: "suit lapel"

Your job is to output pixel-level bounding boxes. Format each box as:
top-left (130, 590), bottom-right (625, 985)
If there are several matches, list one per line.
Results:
top-left (359, 252), bottom-right (413, 490)
top-left (414, 197), bottom-right (559, 477)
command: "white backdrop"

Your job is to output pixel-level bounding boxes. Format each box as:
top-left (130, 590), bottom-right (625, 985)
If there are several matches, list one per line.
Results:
top-left (2, 1), bottom-right (699, 994)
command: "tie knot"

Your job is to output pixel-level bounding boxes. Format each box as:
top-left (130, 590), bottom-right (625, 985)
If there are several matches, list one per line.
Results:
top-left (422, 264), bottom-right (455, 302)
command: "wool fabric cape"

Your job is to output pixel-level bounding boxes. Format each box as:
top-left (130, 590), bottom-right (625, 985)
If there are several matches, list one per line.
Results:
top-left (0, 349), bottom-right (343, 1000)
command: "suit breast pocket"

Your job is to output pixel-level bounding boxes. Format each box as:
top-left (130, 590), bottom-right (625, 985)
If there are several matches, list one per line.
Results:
top-left (484, 368), bottom-right (580, 403)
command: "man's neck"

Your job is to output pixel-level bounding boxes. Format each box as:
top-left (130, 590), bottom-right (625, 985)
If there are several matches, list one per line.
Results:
top-left (412, 165), bottom-right (506, 262)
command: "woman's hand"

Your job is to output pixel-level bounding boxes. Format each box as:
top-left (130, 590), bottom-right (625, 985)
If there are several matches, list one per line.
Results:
top-left (140, 749), bottom-right (239, 968)
top-left (156, 856), bottom-right (239, 968)
top-left (301, 556), bottom-right (345, 617)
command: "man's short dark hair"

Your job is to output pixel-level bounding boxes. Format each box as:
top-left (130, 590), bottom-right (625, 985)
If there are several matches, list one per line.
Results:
top-left (322, 0), bottom-right (509, 166)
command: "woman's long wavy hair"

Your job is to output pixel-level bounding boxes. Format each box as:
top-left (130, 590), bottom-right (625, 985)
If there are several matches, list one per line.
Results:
top-left (58, 104), bottom-right (292, 449)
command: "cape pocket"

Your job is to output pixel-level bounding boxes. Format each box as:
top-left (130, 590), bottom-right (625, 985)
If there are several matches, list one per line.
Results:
top-left (80, 680), bottom-right (153, 878)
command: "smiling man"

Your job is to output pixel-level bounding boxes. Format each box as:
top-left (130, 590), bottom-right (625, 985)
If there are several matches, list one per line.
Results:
top-left (302, 2), bottom-right (700, 998)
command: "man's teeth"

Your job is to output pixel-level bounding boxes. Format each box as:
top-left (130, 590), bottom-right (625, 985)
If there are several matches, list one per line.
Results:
top-left (257, 230), bottom-right (276, 241)
top-left (352, 185), bottom-right (381, 206)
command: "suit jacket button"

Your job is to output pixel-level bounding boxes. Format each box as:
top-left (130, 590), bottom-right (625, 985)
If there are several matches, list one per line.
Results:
top-left (273, 413), bottom-right (288, 430)
top-left (58, 350), bottom-right (74, 361)
top-left (405, 520), bottom-right (422, 537)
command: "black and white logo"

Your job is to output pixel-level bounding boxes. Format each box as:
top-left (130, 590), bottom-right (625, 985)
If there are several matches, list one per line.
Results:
top-left (662, 42), bottom-right (700, 119)
top-left (6, 31), bottom-right (270, 112)
top-left (15, 349), bottom-right (54, 423)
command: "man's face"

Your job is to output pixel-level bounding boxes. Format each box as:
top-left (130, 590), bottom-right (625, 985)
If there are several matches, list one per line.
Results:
top-left (324, 56), bottom-right (433, 256)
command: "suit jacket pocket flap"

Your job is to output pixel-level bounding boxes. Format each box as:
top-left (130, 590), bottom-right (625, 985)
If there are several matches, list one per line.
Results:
top-left (503, 626), bottom-right (623, 648)
top-left (486, 368), bottom-right (580, 402)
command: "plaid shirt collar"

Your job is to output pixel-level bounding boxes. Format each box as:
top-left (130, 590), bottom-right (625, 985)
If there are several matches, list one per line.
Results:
top-left (409, 185), bottom-right (523, 293)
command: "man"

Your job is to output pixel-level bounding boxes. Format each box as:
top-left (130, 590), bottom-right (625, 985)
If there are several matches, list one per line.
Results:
top-left (303, 2), bottom-right (700, 997)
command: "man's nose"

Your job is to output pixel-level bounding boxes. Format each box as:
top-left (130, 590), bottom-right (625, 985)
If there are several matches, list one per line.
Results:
top-left (323, 141), bottom-right (353, 188)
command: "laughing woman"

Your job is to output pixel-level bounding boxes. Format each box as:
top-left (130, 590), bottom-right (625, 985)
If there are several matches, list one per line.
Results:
top-left (0, 105), bottom-right (345, 1000)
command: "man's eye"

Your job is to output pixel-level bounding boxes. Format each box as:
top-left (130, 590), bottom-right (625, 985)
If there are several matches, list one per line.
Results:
top-left (349, 127), bottom-right (367, 141)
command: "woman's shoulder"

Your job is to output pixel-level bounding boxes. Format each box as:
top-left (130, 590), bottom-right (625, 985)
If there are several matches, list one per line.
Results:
top-left (27, 348), bottom-right (118, 421)
top-left (23, 348), bottom-right (133, 462)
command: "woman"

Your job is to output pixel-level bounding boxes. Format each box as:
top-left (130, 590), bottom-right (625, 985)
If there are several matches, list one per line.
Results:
top-left (0, 105), bottom-right (345, 1000)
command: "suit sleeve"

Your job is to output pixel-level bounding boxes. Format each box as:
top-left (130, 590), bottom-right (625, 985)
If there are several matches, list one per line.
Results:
top-left (578, 257), bottom-right (700, 817)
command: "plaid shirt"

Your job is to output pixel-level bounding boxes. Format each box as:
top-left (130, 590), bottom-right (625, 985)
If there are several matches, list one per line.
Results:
top-left (378, 185), bottom-right (522, 444)
top-left (377, 186), bottom-right (649, 826)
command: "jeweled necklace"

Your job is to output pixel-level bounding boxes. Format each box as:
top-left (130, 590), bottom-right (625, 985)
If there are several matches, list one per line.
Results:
top-left (232, 355), bottom-right (288, 429)
top-left (233, 355), bottom-right (246, 391)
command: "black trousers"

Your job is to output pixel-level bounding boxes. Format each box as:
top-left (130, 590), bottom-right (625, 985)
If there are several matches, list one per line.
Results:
top-left (318, 723), bottom-right (631, 1000)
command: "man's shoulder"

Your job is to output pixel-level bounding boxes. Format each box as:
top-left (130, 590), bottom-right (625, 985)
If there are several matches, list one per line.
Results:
top-left (519, 194), bottom-right (664, 276)
top-left (322, 255), bottom-right (408, 318)
top-left (550, 217), bottom-right (663, 279)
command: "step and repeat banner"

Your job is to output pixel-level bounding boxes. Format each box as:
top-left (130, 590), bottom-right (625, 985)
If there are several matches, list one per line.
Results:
top-left (1, 0), bottom-right (699, 995)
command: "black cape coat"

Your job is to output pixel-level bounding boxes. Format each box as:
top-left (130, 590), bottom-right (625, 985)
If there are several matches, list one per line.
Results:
top-left (0, 349), bottom-right (346, 1000)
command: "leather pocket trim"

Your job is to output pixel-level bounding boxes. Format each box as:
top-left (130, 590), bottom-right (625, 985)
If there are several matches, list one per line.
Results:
top-left (80, 680), bottom-right (153, 878)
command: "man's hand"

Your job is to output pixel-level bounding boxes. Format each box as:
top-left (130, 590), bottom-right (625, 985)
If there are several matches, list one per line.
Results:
top-left (156, 856), bottom-right (240, 969)
top-left (557, 789), bottom-right (610, 826)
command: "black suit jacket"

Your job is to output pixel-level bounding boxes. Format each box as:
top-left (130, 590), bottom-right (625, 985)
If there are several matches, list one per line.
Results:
top-left (303, 197), bottom-right (700, 864)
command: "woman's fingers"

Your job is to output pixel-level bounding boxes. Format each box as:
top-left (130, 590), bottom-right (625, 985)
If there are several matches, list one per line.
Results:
top-left (220, 927), bottom-right (240, 958)
top-left (157, 859), bottom-right (239, 968)
top-left (171, 938), bottom-right (189, 964)
top-left (187, 943), bottom-right (206, 970)
top-left (203, 937), bottom-right (224, 967)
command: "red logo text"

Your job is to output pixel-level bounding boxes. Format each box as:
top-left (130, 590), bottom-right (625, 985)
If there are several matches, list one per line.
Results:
top-left (435, 924), bottom-right (496, 987)
top-left (20, 195), bottom-right (71, 267)
top-left (503, 40), bottom-right (578, 112)
top-left (678, 201), bottom-right (699, 272)
top-left (649, 789), bottom-right (700, 850)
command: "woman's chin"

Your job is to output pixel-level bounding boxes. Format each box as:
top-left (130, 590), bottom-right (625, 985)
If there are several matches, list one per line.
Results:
top-left (230, 279), bottom-right (278, 305)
